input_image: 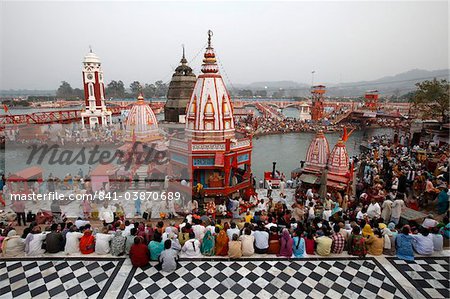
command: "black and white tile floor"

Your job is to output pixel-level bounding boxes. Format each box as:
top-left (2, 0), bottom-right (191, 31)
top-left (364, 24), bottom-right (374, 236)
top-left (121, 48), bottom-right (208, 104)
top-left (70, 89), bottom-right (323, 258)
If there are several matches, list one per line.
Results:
top-left (389, 257), bottom-right (449, 299)
top-left (0, 257), bottom-right (448, 299)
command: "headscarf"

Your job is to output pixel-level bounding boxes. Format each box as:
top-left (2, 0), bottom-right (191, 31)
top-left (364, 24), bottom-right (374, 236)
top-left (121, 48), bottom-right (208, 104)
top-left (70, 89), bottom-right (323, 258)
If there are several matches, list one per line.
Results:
top-left (362, 224), bottom-right (374, 237)
top-left (381, 227), bottom-right (393, 249)
top-left (388, 222), bottom-right (396, 230)
top-left (331, 202), bottom-right (341, 216)
top-left (200, 231), bottom-right (215, 256)
top-left (281, 228), bottom-right (291, 249)
top-left (215, 230), bottom-right (229, 256)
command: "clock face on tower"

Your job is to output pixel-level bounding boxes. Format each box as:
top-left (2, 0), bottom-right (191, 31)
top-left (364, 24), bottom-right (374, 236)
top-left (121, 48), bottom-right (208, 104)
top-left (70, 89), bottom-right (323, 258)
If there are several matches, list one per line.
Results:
top-left (87, 74), bottom-right (93, 80)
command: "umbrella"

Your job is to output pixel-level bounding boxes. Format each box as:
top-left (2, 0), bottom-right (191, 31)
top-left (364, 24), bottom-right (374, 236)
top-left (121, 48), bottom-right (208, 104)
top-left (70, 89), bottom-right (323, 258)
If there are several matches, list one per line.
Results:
top-left (319, 167), bottom-right (328, 200)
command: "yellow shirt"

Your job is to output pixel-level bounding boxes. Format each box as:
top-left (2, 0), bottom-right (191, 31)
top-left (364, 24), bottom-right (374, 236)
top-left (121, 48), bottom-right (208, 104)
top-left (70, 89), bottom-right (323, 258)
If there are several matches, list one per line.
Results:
top-left (244, 215), bottom-right (253, 223)
top-left (315, 236), bottom-right (332, 256)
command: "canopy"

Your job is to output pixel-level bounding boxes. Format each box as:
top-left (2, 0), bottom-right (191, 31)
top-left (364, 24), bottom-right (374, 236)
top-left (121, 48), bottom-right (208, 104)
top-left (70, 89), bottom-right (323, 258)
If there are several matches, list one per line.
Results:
top-left (9, 166), bottom-right (43, 180)
top-left (299, 173), bottom-right (319, 185)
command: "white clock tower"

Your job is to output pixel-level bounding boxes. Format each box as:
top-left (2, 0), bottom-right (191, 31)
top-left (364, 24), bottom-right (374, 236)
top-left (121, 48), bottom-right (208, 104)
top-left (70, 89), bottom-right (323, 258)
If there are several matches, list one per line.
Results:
top-left (81, 48), bottom-right (112, 129)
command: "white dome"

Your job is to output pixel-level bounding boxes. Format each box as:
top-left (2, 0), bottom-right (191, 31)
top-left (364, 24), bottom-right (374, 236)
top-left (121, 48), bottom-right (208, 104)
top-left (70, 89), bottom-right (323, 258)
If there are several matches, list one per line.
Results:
top-left (83, 51), bottom-right (101, 64)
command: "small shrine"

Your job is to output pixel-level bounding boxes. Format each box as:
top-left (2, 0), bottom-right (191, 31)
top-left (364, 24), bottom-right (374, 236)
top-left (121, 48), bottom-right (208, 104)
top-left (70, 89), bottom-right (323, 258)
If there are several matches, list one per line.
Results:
top-left (299, 130), bottom-right (352, 191)
top-left (125, 94), bottom-right (161, 143)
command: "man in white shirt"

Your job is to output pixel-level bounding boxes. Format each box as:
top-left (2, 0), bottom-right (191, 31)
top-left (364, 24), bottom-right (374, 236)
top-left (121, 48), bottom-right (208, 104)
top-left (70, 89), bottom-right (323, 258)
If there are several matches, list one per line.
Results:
top-left (227, 222), bottom-right (241, 240)
top-left (99, 203), bottom-right (114, 225)
top-left (256, 199), bottom-right (267, 212)
top-left (95, 227), bottom-right (113, 255)
top-left (192, 219), bottom-right (206, 241)
top-left (123, 220), bottom-right (135, 237)
top-left (391, 197), bottom-right (405, 224)
top-left (367, 199), bottom-right (381, 219)
top-left (253, 226), bottom-right (269, 253)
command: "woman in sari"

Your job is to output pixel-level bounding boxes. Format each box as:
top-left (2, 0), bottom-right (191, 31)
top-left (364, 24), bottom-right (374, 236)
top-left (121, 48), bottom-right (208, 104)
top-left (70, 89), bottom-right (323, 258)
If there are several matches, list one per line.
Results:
top-left (201, 230), bottom-right (215, 256)
top-left (278, 228), bottom-right (293, 257)
top-left (215, 229), bottom-right (229, 256)
top-left (362, 223), bottom-right (374, 238)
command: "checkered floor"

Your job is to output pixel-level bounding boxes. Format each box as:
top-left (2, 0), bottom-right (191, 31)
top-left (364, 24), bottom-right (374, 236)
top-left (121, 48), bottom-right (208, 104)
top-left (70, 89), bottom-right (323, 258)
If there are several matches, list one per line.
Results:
top-left (0, 259), bottom-right (123, 299)
top-left (389, 257), bottom-right (450, 299)
top-left (119, 259), bottom-right (409, 299)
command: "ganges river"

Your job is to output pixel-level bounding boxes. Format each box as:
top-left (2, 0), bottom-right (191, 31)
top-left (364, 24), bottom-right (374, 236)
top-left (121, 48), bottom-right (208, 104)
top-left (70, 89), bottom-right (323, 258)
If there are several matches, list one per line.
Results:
top-left (0, 127), bottom-right (393, 180)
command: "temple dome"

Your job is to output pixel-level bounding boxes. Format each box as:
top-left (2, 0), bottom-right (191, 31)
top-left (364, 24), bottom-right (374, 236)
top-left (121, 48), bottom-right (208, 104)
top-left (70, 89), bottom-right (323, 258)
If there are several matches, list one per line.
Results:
top-left (327, 139), bottom-right (349, 176)
top-left (125, 95), bottom-right (160, 142)
top-left (185, 30), bottom-right (235, 141)
top-left (304, 130), bottom-right (330, 173)
top-left (83, 48), bottom-right (100, 64)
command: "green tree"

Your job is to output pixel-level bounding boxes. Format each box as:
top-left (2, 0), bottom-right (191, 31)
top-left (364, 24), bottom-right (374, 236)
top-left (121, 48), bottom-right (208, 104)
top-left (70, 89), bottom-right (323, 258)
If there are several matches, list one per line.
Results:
top-left (143, 83), bottom-right (156, 98)
top-left (129, 81), bottom-right (142, 97)
top-left (56, 81), bottom-right (73, 97)
top-left (411, 78), bottom-right (449, 121)
top-left (154, 80), bottom-right (168, 97)
top-left (106, 80), bottom-right (125, 98)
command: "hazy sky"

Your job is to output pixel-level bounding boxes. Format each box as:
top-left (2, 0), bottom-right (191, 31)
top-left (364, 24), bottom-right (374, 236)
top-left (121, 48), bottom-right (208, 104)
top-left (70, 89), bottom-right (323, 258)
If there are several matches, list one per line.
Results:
top-left (0, 1), bottom-right (448, 89)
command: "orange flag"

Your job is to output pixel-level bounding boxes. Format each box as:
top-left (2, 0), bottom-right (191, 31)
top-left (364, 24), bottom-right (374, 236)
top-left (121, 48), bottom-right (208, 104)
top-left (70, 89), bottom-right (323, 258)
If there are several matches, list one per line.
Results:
top-left (342, 127), bottom-right (348, 142)
top-left (3, 104), bottom-right (8, 113)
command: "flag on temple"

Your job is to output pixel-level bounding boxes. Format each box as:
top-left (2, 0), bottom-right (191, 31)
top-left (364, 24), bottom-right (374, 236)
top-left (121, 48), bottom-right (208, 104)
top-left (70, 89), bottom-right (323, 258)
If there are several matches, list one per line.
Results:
top-left (3, 104), bottom-right (8, 113)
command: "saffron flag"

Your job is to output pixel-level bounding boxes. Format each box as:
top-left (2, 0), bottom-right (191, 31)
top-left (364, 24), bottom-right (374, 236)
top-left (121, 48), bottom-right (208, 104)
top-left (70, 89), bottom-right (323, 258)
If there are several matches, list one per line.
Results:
top-left (3, 104), bottom-right (8, 113)
top-left (342, 127), bottom-right (348, 142)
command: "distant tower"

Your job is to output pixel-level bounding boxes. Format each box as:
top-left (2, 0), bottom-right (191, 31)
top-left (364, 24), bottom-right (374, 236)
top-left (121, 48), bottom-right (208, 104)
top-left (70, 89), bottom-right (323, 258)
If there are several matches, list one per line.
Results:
top-left (164, 46), bottom-right (197, 123)
top-left (364, 90), bottom-right (379, 111)
top-left (311, 85), bottom-right (326, 121)
top-left (81, 48), bottom-right (112, 129)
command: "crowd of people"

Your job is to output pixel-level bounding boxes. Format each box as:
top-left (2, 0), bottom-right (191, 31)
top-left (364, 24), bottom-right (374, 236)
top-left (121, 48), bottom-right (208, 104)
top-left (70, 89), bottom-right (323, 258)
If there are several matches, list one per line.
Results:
top-left (0, 132), bottom-right (448, 272)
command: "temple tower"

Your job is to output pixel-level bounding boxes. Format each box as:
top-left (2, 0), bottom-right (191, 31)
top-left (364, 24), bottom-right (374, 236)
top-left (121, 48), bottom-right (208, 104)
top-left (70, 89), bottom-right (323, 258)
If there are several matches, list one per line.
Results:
top-left (311, 85), bottom-right (326, 121)
top-left (164, 46), bottom-right (197, 123)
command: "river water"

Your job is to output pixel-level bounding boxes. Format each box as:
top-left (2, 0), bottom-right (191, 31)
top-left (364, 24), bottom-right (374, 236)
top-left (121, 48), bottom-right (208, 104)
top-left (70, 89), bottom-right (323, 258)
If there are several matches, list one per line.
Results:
top-left (1, 127), bottom-right (392, 180)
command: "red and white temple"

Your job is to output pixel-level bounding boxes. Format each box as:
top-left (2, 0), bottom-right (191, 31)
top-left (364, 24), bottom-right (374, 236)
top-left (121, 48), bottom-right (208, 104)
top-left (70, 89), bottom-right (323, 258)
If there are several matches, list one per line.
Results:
top-left (81, 48), bottom-right (112, 129)
top-left (303, 130), bottom-right (330, 175)
top-left (125, 94), bottom-right (161, 143)
top-left (327, 139), bottom-right (351, 189)
top-left (300, 131), bottom-right (352, 191)
top-left (169, 31), bottom-right (253, 202)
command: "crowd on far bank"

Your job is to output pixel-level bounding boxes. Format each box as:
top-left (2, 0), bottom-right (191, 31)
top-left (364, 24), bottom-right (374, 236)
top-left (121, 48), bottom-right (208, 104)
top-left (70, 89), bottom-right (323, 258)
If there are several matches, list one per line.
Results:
top-left (235, 114), bottom-right (403, 136)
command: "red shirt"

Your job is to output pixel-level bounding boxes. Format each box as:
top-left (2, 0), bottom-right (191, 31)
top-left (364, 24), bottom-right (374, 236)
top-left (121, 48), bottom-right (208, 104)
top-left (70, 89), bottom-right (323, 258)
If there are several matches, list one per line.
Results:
top-left (305, 238), bottom-right (315, 255)
top-left (130, 244), bottom-right (150, 267)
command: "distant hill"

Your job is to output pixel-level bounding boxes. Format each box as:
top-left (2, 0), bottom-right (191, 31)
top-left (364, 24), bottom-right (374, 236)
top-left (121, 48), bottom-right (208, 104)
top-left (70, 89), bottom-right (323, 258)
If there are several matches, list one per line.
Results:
top-left (235, 69), bottom-right (449, 97)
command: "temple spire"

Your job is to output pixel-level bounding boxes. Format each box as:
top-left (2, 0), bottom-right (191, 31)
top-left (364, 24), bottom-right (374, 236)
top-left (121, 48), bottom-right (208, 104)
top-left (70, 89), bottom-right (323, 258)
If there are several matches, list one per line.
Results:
top-left (207, 30), bottom-right (213, 48)
top-left (180, 44), bottom-right (187, 64)
top-left (89, 45), bottom-right (93, 53)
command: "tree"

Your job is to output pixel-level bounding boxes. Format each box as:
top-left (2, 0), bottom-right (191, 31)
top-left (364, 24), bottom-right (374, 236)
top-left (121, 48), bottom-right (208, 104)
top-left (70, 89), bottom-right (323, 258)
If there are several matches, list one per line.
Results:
top-left (56, 81), bottom-right (73, 98)
top-left (411, 78), bottom-right (449, 121)
top-left (143, 83), bottom-right (156, 98)
top-left (106, 80), bottom-right (125, 98)
top-left (129, 81), bottom-right (142, 97)
top-left (154, 80), bottom-right (168, 97)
